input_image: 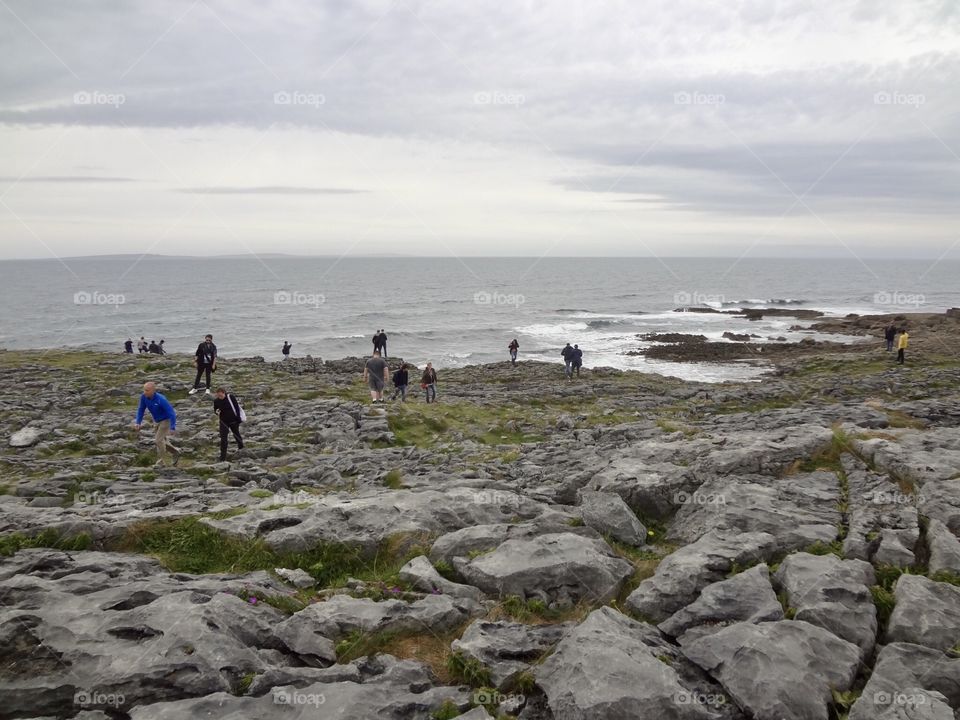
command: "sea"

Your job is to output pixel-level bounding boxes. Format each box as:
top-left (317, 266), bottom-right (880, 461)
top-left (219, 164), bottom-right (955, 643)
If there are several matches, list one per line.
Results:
top-left (0, 256), bottom-right (956, 383)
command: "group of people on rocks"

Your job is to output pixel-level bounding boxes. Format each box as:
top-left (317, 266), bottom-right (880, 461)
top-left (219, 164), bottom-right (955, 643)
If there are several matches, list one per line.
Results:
top-left (883, 323), bottom-right (910, 364)
top-left (125, 337), bottom-right (166, 355)
top-left (363, 351), bottom-right (437, 404)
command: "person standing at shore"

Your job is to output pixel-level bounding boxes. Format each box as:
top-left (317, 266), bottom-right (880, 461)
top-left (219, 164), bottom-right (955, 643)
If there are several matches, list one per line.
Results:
top-left (561, 343), bottom-right (574, 379)
top-left (124, 338), bottom-right (134, 354)
top-left (134, 382), bottom-right (181, 467)
top-left (282, 341), bottom-right (292, 359)
top-left (391, 363), bottom-right (409, 402)
top-left (191, 334), bottom-right (217, 395)
top-left (372, 330), bottom-right (383, 356)
top-left (138, 337), bottom-right (147, 354)
top-left (897, 328), bottom-right (909, 365)
top-left (212, 387), bottom-right (245, 461)
top-left (884, 324), bottom-right (896, 352)
top-left (508, 339), bottom-right (519, 366)
top-left (364, 350), bottom-right (389, 404)
top-left (572, 344), bottom-right (583, 376)
top-left (379, 330), bottom-right (388, 358)
top-left (421, 362), bottom-right (437, 403)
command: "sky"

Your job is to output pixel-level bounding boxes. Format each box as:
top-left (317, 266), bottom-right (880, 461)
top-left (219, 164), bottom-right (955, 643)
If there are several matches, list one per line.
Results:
top-left (0, 0), bottom-right (957, 260)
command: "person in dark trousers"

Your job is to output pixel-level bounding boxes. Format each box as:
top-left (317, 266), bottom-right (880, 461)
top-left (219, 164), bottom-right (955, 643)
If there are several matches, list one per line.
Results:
top-left (884, 324), bottom-right (896, 351)
top-left (421, 362), bottom-right (437, 403)
top-left (508, 339), bottom-right (519, 366)
top-left (379, 330), bottom-right (388, 358)
top-left (191, 334), bottom-right (217, 395)
top-left (572, 344), bottom-right (583, 376)
top-left (282, 341), bottom-right (292, 359)
top-left (561, 343), bottom-right (574, 379)
top-left (134, 381), bottom-right (181, 467)
top-left (897, 328), bottom-right (909, 364)
top-left (364, 350), bottom-right (389, 404)
top-left (148, 340), bottom-right (160, 354)
top-left (391, 363), bottom-right (409, 401)
top-left (372, 330), bottom-right (383, 355)
top-left (124, 339), bottom-right (134, 354)
top-left (212, 387), bottom-right (244, 461)
top-left (157, 339), bottom-right (166, 355)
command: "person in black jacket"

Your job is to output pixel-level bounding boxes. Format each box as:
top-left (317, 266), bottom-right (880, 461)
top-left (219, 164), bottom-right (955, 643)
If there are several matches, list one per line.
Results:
top-left (212, 387), bottom-right (244, 461)
top-left (124, 338), bottom-right (134, 354)
top-left (391, 363), bottom-right (409, 402)
top-left (561, 343), bottom-right (574, 379)
top-left (572, 344), bottom-right (583, 376)
top-left (191, 334), bottom-right (217, 395)
top-left (884, 324), bottom-right (896, 352)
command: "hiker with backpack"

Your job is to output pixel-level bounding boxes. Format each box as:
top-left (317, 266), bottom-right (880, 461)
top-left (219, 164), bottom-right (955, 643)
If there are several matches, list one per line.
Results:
top-left (212, 387), bottom-right (245, 461)
top-left (391, 363), bottom-right (410, 402)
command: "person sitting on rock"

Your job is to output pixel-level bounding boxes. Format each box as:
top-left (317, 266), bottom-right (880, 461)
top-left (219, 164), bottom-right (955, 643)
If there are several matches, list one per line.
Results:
top-left (134, 381), bottom-right (181, 467)
top-left (212, 387), bottom-right (245, 462)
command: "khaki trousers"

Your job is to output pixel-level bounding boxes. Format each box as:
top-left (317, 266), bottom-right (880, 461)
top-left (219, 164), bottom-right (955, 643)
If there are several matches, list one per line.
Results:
top-left (155, 420), bottom-right (180, 464)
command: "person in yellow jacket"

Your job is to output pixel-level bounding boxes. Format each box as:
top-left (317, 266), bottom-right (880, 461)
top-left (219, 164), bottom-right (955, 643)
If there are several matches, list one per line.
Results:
top-left (896, 328), bottom-right (909, 365)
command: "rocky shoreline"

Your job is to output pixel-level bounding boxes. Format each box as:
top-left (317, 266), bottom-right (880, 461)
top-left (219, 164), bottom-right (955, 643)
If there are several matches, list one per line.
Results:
top-left (2, 311), bottom-right (960, 719)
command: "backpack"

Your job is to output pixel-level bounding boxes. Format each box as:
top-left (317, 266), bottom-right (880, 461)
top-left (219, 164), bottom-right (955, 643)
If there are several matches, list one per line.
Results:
top-left (229, 393), bottom-right (247, 423)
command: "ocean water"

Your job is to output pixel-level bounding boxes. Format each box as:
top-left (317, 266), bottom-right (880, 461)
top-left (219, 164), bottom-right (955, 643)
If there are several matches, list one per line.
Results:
top-left (0, 256), bottom-right (956, 383)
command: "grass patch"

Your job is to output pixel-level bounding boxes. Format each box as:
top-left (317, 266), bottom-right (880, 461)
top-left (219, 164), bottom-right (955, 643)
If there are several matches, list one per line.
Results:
top-left (383, 469), bottom-right (404, 489)
top-left (0, 529), bottom-right (93, 557)
top-left (447, 650), bottom-right (493, 687)
top-left (803, 540), bottom-right (844, 557)
top-left (249, 489), bottom-right (273, 499)
top-left (871, 585), bottom-right (896, 632)
top-left (431, 699), bottom-right (462, 720)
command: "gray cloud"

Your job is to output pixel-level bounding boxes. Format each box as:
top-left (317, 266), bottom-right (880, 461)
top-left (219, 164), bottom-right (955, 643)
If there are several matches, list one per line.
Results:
top-left (174, 185), bottom-right (365, 194)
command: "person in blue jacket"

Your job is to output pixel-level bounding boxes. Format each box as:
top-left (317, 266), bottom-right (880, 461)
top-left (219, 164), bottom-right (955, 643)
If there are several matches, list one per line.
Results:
top-left (134, 382), bottom-right (181, 466)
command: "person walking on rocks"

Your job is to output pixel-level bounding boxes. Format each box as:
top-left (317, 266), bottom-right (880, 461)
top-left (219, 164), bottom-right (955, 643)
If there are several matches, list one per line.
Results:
top-left (884, 323), bottom-right (896, 352)
top-left (897, 328), bottom-right (909, 365)
top-left (134, 382), bottom-right (181, 467)
top-left (508, 338), bottom-right (519, 366)
top-left (213, 387), bottom-right (245, 462)
top-left (282, 341), bottom-right (292, 359)
top-left (561, 343), bottom-right (574, 379)
top-left (572, 344), bottom-right (583, 377)
top-left (421, 362), bottom-right (437, 403)
top-left (191, 334), bottom-right (217, 395)
top-left (391, 363), bottom-right (410, 402)
top-left (364, 350), bottom-right (389, 404)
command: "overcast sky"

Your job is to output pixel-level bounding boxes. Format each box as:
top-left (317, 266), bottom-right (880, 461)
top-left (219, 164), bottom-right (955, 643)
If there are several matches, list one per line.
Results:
top-left (0, 0), bottom-right (957, 259)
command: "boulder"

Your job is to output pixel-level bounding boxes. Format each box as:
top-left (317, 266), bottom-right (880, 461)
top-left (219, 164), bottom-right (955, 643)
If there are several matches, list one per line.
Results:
top-left (451, 620), bottom-right (571, 690)
top-left (885, 575), bottom-right (960, 651)
top-left (578, 489), bottom-right (647, 546)
top-left (9, 426), bottom-right (44, 447)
